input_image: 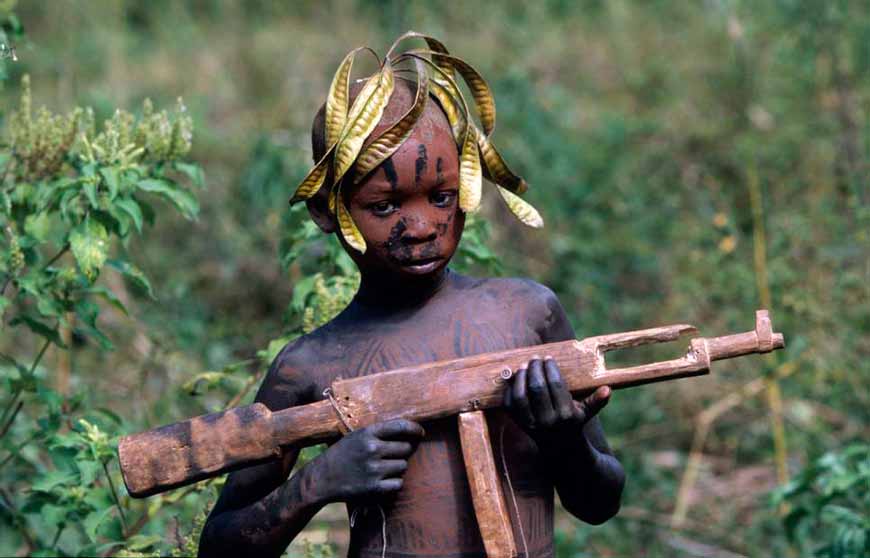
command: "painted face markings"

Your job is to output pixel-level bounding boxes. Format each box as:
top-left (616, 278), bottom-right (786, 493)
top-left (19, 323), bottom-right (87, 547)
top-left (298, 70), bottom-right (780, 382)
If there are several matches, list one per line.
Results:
top-left (414, 144), bottom-right (428, 188)
top-left (382, 158), bottom-right (399, 191)
top-left (436, 157), bottom-right (445, 186)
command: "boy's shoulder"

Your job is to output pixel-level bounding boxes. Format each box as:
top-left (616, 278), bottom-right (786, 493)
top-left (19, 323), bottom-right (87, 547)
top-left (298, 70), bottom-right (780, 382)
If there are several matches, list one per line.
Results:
top-left (453, 273), bottom-right (564, 316)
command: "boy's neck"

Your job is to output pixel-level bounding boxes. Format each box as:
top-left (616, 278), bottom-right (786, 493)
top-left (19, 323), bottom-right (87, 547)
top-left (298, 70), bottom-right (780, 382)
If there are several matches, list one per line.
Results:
top-left (353, 267), bottom-right (453, 311)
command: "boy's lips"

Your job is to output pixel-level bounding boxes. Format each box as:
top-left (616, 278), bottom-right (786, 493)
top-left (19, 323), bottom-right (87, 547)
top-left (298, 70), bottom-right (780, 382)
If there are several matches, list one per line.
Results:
top-left (396, 256), bottom-right (444, 274)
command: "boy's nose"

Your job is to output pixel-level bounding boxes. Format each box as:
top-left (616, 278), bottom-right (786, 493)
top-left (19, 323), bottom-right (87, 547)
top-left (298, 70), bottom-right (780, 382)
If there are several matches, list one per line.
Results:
top-left (401, 216), bottom-right (438, 244)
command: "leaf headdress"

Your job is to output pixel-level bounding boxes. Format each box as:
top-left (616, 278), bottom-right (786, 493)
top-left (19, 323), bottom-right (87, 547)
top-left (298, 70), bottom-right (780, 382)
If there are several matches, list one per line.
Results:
top-left (290, 31), bottom-right (542, 253)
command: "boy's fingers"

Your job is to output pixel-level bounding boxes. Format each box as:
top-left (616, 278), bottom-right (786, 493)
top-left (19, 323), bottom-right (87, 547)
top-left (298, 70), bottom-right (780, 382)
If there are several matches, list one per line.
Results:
top-left (527, 359), bottom-right (556, 425)
top-left (370, 419), bottom-right (426, 440)
top-left (544, 358), bottom-right (574, 420)
top-left (511, 368), bottom-right (535, 427)
top-left (371, 459), bottom-right (409, 478)
top-left (575, 386), bottom-right (612, 423)
top-left (377, 440), bottom-right (414, 458)
top-left (376, 478), bottom-right (403, 494)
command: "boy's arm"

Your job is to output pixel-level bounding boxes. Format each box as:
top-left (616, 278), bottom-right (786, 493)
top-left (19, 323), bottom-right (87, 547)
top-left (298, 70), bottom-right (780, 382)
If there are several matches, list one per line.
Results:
top-left (504, 285), bottom-right (625, 525)
top-left (198, 346), bottom-right (425, 558)
top-left (197, 352), bottom-right (324, 558)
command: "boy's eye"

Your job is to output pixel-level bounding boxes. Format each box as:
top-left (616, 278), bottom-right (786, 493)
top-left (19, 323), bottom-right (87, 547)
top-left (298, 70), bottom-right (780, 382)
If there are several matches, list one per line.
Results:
top-left (369, 201), bottom-right (397, 216)
top-left (431, 190), bottom-right (457, 208)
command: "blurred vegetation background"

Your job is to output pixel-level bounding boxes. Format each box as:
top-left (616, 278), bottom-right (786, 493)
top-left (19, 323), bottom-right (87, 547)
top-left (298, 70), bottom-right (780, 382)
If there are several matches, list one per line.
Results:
top-left (1, 0), bottom-right (868, 556)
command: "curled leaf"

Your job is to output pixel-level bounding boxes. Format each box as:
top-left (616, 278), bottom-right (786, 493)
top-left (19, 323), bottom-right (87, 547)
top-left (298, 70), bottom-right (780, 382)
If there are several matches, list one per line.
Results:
top-left (354, 58), bottom-right (429, 183)
top-left (478, 129), bottom-right (528, 195)
top-left (459, 125), bottom-right (482, 213)
top-left (427, 78), bottom-right (467, 145)
top-left (497, 185), bottom-right (543, 228)
top-left (406, 50), bottom-right (496, 136)
top-left (333, 64), bottom-right (395, 183)
top-left (325, 49), bottom-right (358, 149)
top-left (335, 188), bottom-right (366, 252)
top-left (290, 147), bottom-right (333, 203)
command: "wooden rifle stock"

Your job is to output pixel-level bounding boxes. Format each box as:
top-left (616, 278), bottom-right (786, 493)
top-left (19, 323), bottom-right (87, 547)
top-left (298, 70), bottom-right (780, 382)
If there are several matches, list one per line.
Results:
top-left (118, 309), bottom-right (784, 498)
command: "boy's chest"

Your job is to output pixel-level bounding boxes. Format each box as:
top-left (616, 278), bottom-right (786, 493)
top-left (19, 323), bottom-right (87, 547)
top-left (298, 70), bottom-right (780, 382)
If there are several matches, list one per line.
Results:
top-left (322, 301), bottom-right (545, 383)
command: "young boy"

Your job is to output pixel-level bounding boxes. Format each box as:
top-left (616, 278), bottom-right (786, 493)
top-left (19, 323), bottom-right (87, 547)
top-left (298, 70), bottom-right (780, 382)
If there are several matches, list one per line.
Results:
top-left (199, 38), bottom-right (625, 558)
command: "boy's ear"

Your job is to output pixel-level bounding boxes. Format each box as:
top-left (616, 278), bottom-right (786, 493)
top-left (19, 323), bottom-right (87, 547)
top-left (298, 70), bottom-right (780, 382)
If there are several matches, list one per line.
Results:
top-left (305, 189), bottom-right (337, 233)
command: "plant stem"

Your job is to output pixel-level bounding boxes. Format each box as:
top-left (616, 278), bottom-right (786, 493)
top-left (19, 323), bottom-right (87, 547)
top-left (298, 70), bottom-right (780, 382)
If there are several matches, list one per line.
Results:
top-left (0, 431), bottom-right (39, 471)
top-left (0, 337), bottom-right (53, 439)
top-left (225, 364), bottom-right (264, 410)
top-left (50, 523), bottom-right (65, 549)
top-left (0, 487), bottom-right (35, 553)
top-left (102, 460), bottom-right (128, 536)
top-left (748, 166), bottom-right (790, 491)
top-left (0, 401), bottom-right (22, 437)
top-left (41, 244), bottom-right (69, 270)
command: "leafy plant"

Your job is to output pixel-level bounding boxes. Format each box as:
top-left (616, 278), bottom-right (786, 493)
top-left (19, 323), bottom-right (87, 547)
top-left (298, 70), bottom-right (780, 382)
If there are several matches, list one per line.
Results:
top-left (0, 68), bottom-right (206, 555)
top-left (774, 444), bottom-right (870, 558)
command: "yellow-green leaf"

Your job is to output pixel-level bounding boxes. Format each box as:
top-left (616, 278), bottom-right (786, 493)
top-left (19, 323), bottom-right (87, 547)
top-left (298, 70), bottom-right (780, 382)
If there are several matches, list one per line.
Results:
top-left (325, 48), bottom-right (361, 149)
top-left (333, 64), bottom-right (395, 183)
top-left (354, 58), bottom-right (429, 182)
top-left (335, 189), bottom-right (366, 252)
top-left (290, 145), bottom-right (333, 204)
top-left (427, 78), bottom-right (466, 145)
top-left (496, 185), bottom-right (543, 228)
top-left (69, 218), bottom-right (109, 282)
top-left (408, 50), bottom-right (495, 136)
top-left (459, 125), bottom-right (482, 213)
top-left (478, 129), bottom-right (528, 195)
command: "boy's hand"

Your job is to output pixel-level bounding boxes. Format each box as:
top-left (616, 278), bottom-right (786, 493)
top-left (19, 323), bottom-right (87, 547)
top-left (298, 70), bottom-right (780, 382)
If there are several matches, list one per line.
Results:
top-left (308, 419), bottom-right (425, 504)
top-left (503, 357), bottom-right (611, 447)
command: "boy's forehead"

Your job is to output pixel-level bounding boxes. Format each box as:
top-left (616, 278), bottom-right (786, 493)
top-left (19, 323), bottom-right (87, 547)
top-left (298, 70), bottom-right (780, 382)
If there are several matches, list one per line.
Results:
top-left (344, 77), bottom-right (453, 145)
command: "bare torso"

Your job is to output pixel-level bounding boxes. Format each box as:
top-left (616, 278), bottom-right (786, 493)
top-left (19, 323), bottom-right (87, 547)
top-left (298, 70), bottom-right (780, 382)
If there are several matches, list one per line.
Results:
top-left (274, 271), bottom-right (557, 557)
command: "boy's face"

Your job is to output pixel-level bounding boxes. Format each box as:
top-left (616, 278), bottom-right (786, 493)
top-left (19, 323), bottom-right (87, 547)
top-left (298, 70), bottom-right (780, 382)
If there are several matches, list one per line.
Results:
top-left (340, 110), bottom-right (464, 279)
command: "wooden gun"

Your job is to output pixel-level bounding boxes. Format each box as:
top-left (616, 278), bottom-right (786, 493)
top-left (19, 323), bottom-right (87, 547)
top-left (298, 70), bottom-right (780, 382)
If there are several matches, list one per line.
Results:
top-left (119, 309), bottom-right (784, 498)
top-left (119, 310), bottom-right (784, 557)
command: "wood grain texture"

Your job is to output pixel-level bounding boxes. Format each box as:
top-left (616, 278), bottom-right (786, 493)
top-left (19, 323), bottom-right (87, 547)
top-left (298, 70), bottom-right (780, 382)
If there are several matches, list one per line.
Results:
top-left (118, 310), bottom-right (785, 498)
top-left (458, 410), bottom-right (517, 558)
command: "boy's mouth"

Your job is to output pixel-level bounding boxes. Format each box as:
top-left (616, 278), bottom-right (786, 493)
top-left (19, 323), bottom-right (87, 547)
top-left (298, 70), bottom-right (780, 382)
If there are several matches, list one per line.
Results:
top-left (396, 256), bottom-right (444, 274)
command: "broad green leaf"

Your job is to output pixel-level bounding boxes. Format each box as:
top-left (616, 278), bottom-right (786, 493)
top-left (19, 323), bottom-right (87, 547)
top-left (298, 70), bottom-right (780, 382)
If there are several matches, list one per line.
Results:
top-left (77, 459), bottom-right (101, 486)
top-left (99, 166), bottom-right (121, 199)
top-left (106, 258), bottom-right (155, 299)
top-left (83, 506), bottom-right (115, 543)
top-left (123, 534), bottom-right (164, 551)
top-left (0, 296), bottom-right (9, 318)
top-left (36, 293), bottom-right (63, 318)
top-left (9, 314), bottom-right (66, 348)
top-left (175, 161), bottom-right (205, 188)
top-left (75, 298), bottom-right (113, 350)
top-left (88, 286), bottom-right (129, 316)
top-left (24, 212), bottom-right (51, 242)
top-left (31, 470), bottom-right (77, 492)
top-left (69, 218), bottom-right (109, 282)
top-left (83, 180), bottom-right (99, 208)
top-left (137, 178), bottom-right (199, 219)
top-left (40, 503), bottom-right (68, 528)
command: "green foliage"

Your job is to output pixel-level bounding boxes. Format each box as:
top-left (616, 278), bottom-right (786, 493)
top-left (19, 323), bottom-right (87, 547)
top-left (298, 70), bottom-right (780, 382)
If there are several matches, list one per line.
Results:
top-left (774, 444), bottom-right (870, 558)
top-left (0, 1), bottom-right (868, 556)
top-left (0, 54), bottom-right (208, 553)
